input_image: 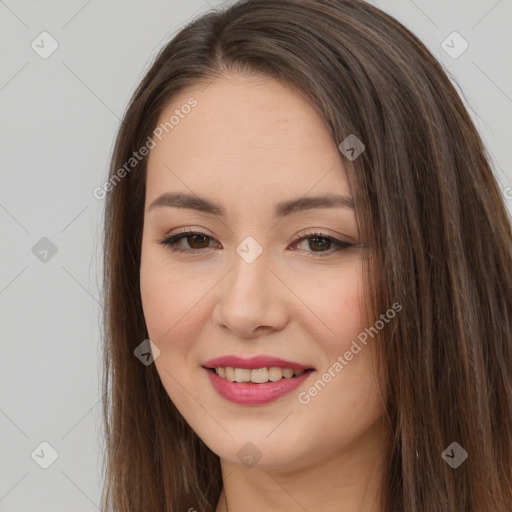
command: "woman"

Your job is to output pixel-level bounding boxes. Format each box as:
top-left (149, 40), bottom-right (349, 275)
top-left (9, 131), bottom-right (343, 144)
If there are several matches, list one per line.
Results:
top-left (100, 0), bottom-right (512, 511)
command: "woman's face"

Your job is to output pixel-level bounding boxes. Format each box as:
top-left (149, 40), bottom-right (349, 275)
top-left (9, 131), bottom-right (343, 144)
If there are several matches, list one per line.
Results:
top-left (140, 72), bottom-right (386, 471)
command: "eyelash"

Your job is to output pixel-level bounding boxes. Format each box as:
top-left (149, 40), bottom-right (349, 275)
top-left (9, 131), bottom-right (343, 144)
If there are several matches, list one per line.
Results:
top-left (157, 229), bottom-right (354, 257)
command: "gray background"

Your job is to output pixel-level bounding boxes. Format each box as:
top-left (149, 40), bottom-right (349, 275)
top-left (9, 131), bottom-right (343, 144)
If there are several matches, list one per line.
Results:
top-left (0, 0), bottom-right (511, 510)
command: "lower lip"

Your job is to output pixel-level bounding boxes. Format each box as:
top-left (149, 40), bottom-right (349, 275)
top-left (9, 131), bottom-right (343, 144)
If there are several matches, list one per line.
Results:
top-left (203, 367), bottom-right (314, 405)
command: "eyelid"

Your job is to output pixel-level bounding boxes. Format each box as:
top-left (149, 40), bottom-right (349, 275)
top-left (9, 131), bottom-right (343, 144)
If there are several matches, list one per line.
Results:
top-left (162, 226), bottom-right (213, 238)
top-left (294, 228), bottom-right (353, 243)
top-left (158, 228), bottom-right (220, 252)
top-left (162, 226), bottom-right (351, 242)
top-left (158, 227), bottom-right (357, 256)
top-left (290, 230), bottom-right (354, 256)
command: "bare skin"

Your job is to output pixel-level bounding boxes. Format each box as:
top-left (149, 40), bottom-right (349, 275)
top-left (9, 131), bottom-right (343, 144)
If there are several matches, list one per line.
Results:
top-left (140, 72), bottom-right (390, 512)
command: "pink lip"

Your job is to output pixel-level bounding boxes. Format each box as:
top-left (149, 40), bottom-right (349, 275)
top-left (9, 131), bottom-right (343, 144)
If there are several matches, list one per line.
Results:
top-left (202, 355), bottom-right (314, 371)
top-left (203, 367), bottom-right (314, 405)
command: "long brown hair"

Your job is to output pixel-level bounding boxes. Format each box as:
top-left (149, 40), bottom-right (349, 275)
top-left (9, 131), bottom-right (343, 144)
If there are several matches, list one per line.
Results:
top-left (100, 0), bottom-right (512, 510)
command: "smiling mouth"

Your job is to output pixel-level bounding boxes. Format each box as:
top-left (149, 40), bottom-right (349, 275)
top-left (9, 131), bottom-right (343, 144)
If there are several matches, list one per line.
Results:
top-left (203, 366), bottom-right (315, 384)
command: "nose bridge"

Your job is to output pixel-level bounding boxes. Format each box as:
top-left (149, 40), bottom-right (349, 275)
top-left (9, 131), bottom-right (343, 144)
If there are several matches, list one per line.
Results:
top-left (229, 236), bottom-right (271, 300)
top-left (212, 236), bottom-right (288, 335)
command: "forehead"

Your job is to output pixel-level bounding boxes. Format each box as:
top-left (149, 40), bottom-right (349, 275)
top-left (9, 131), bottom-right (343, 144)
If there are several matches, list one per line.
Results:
top-left (146, 73), bottom-right (350, 206)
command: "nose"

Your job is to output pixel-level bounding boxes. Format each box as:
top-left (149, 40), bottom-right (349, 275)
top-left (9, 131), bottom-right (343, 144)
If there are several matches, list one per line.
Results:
top-left (211, 248), bottom-right (290, 338)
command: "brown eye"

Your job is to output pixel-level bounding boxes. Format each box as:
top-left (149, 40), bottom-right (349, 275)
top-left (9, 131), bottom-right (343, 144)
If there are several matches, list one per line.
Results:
top-left (307, 236), bottom-right (333, 252)
top-left (291, 232), bottom-right (353, 256)
top-left (158, 230), bottom-right (218, 253)
top-left (159, 230), bottom-right (355, 257)
top-left (187, 234), bottom-right (210, 249)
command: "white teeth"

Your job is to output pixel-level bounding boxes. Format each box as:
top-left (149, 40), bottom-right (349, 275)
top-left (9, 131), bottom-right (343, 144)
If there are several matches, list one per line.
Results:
top-left (212, 366), bottom-right (307, 383)
top-left (268, 367), bottom-right (283, 382)
top-left (251, 368), bottom-right (270, 383)
top-left (282, 368), bottom-right (294, 379)
top-left (234, 368), bottom-right (251, 382)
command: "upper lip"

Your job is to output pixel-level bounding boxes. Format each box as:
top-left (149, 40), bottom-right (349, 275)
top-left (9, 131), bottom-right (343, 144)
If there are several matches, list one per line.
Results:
top-left (202, 355), bottom-right (314, 371)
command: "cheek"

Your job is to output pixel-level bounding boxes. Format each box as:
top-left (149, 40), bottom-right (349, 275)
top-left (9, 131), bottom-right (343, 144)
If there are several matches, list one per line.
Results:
top-left (294, 259), bottom-right (378, 409)
top-left (292, 258), bottom-right (368, 350)
top-left (139, 245), bottom-right (210, 346)
top-left (140, 262), bottom-right (174, 343)
top-left (139, 254), bottom-right (205, 408)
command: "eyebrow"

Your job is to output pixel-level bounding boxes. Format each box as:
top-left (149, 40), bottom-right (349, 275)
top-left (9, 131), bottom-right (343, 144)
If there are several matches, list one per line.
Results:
top-left (148, 192), bottom-right (354, 217)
